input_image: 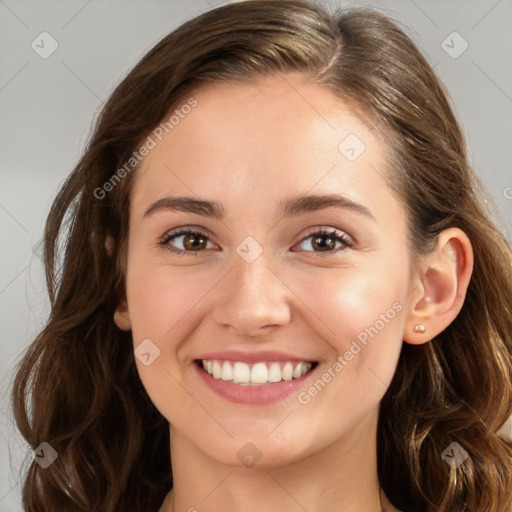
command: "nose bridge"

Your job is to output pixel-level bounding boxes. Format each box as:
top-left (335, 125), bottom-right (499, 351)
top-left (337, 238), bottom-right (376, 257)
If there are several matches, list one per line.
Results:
top-left (236, 250), bottom-right (274, 296)
top-left (233, 245), bottom-right (280, 306)
top-left (212, 242), bottom-right (291, 335)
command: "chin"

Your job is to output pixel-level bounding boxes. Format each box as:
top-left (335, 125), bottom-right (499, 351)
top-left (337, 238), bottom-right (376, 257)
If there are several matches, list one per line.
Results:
top-left (198, 432), bottom-right (315, 469)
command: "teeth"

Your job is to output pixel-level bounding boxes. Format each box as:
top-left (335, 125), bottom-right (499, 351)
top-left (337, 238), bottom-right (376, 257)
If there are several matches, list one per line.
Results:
top-left (282, 362), bottom-right (293, 381)
top-left (200, 359), bottom-right (313, 385)
top-left (212, 361), bottom-right (222, 379)
top-left (233, 362), bottom-right (250, 384)
top-left (268, 362), bottom-right (282, 382)
top-left (251, 362), bottom-right (268, 383)
top-left (221, 361), bottom-right (233, 380)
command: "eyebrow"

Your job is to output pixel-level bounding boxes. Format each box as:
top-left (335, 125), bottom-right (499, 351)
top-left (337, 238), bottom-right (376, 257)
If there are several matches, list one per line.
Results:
top-left (142, 193), bottom-right (375, 221)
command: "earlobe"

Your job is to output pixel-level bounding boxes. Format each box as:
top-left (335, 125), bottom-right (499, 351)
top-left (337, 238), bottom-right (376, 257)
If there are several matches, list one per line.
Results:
top-left (105, 235), bottom-right (115, 257)
top-left (114, 300), bottom-right (132, 331)
top-left (107, 236), bottom-right (131, 330)
top-left (404, 228), bottom-right (474, 345)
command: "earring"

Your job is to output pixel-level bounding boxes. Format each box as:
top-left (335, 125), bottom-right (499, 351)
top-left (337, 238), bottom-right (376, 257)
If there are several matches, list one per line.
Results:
top-left (413, 324), bottom-right (426, 333)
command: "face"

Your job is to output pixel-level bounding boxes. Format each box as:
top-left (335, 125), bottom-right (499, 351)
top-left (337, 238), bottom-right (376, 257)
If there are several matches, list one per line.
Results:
top-left (117, 73), bottom-right (416, 467)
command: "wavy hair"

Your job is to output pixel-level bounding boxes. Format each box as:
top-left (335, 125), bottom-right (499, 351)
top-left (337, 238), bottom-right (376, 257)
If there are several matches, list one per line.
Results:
top-left (11, 1), bottom-right (512, 510)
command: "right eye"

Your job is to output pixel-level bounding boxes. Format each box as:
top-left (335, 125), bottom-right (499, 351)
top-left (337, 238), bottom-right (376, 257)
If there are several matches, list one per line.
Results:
top-left (159, 228), bottom-right (216, 257)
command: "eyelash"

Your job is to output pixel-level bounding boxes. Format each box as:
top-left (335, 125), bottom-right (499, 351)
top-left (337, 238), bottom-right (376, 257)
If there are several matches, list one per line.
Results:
top-left (158, 227), bottom-right (355, 258)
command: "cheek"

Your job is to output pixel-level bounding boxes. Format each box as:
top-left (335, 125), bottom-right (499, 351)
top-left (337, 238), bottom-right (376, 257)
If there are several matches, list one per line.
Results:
top-left (289, 263), bottom-right (406, 350)
top-left (287, 274), bottom-right (403, 425)
top-left (288, 264), bottom-right (407, 409)
top-left (126, 262), bottom-right (210, 346)
top-left (125, 262), bottom-right (208, 424)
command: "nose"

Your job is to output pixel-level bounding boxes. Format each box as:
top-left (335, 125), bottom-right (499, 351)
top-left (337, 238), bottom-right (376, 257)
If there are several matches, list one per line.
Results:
top-left (211, 250), bottom-right (292, 337)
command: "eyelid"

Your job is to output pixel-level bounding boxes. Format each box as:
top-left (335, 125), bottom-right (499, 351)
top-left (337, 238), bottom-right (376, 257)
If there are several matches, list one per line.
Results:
top-left (158, 224), bottom-right (355, 257)
top-left (292, 226), bottom-right (355, 254)
top-left (158, 227), bottom-right (218, 256)
top-left (298, 225), bottom-right (354, 243)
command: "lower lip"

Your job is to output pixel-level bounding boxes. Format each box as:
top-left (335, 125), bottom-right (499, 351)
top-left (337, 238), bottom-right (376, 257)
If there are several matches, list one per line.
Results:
top-left (193, 361), bottom-right (318, 405)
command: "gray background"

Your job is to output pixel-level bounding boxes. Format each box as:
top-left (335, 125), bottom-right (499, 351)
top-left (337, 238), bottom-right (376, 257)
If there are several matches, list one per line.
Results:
top-left (1, 0), bottom-right (511, 509)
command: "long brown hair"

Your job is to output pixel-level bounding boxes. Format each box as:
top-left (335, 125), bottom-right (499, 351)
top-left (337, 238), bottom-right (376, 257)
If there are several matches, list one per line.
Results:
top-left (11, 1), bottom-right (512, 510)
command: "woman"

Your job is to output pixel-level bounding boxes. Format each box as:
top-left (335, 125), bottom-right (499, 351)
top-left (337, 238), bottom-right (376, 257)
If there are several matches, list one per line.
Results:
top-left (11, 1), bottom-right (512, 511)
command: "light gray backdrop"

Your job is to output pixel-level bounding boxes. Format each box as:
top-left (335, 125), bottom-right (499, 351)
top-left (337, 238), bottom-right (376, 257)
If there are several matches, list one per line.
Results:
top-left (1, 0), bottom-right (511, 510)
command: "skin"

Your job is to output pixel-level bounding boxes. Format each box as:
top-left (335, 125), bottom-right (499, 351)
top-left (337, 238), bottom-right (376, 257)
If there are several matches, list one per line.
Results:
top-left (113, 73), bottom-right (473, 512)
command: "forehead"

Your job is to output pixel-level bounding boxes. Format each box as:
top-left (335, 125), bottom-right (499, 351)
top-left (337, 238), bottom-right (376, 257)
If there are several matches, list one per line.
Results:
top-left (131, 75), bottom-right (395, 220)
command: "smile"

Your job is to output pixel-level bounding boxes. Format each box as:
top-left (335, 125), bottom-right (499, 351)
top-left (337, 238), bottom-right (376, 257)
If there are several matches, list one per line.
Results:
top-left (197, 359), bottom-right (316, 385)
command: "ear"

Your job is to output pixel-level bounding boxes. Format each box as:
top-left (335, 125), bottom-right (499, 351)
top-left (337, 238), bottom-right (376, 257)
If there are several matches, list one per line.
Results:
top-left (105, 235), bottom-right (115, 257)
top-left (105, 235), bottom-right (132, 331)
top-left (403, 227), bottom-right (474, 345)
top-left (114, 298), bottom-right (132, 331)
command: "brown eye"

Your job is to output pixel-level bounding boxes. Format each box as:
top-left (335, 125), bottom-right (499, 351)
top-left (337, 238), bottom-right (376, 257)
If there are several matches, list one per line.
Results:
top-left (311, 233), bottom-right (337, 252)
top-left (159, 229), bottom-right (214, 256)
top-left (182, 232), bottom-right (208, 250)
top-left (293, 228), bottom-right (355, 257)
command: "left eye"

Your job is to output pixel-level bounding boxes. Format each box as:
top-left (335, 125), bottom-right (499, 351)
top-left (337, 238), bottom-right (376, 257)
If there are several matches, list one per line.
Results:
top-left (293, 228), bottom-right (355, 256)
top-left (159, 227), bottom-right (354, 257)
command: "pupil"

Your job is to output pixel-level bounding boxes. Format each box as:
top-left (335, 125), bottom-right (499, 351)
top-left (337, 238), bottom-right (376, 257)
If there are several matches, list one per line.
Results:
top-left (184, 233), bottom-right (205, 250)
top-left (314, 234), bottom-right (334, 251)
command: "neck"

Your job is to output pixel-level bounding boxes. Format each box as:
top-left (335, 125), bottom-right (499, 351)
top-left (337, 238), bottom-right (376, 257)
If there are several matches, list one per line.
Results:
top-left (160, 408), bottom-right (393, 512)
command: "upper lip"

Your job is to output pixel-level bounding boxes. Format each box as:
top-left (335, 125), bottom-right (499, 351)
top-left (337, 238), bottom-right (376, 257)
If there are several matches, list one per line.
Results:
top-left (195, 350), bottom-right (317, 364)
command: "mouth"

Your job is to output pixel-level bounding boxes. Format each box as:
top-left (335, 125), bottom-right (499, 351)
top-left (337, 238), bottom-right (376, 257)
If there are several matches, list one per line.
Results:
top-left (194, 359), bottom-right (319, 386)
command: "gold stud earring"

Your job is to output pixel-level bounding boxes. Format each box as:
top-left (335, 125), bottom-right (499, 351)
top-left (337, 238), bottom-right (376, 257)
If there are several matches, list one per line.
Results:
top-left (413, 324), bottom-right (426, 333)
